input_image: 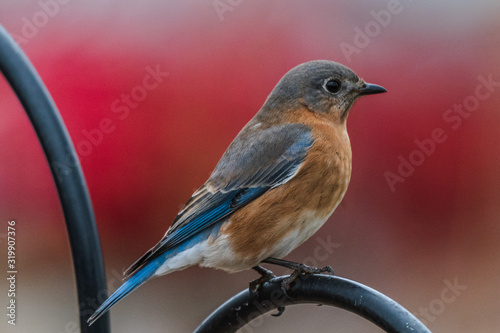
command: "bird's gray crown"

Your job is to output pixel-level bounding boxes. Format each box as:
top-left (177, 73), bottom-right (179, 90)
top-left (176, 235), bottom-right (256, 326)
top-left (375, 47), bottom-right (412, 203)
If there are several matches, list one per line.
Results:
top-left (260, 60), bottom-right (364, 118)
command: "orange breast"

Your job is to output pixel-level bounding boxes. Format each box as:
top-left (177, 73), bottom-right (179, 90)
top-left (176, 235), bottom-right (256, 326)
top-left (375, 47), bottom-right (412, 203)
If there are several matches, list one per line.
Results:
top-left (221, 111), bottom-right (353, 264)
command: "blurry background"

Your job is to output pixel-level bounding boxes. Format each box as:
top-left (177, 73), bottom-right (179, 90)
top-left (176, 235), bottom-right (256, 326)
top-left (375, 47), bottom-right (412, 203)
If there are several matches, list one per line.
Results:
top-left (1, 0), bottom-right (499, 332)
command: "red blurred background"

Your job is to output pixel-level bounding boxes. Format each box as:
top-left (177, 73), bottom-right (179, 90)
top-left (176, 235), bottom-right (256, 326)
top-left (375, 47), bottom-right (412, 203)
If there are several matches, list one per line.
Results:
top-left (1, 1), bottom-right (499, 332)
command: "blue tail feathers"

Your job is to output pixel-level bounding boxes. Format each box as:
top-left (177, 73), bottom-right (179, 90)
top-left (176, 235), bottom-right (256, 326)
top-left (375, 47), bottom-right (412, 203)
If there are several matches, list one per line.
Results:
top-left (87, 257), bottom-right (162, 326)
top-left (87, 221), bottom-right (224, 326)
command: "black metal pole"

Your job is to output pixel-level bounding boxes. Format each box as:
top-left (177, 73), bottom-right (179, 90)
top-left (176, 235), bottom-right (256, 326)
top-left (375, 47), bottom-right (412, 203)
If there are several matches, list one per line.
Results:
top-left (195, 274), bottom-right (431, 333)
top-left (0, 25), bottom-right (110, 333)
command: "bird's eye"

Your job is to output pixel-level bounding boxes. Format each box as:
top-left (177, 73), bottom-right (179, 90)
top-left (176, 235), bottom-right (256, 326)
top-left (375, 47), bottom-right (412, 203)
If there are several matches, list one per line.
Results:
top-left (324, 79), bottom-right (341, 94)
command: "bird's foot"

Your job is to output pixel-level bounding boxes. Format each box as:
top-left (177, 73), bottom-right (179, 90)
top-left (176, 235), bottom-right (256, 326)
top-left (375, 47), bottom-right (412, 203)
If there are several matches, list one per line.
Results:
top-left (271, 306), bottom-right (286, 317)
top-left (280, 264), bottom-right (334, 291)
top-left (291, 262), bottom-right (334, 276)
top-left (263, 257), bottom-right (334, 294)
top-left (250, 260), bottom-right (334, 317)
top-left (263, 257), bottom-right (334, 277)
top-left (250, 265), bottom-right (285, 316)
top-left (249, 265), bottom-right (277, 295)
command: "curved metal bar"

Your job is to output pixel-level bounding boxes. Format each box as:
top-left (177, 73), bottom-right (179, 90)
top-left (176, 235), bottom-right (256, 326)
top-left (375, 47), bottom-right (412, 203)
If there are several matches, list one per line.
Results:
top-left (0, 25), bottom-right (110, 333)
top-left (195, 274), bottom-right (431, 333)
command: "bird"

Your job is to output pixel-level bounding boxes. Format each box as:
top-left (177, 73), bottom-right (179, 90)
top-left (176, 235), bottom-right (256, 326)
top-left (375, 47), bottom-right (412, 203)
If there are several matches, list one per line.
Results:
top-left (88, 60), bottom-right (386, 325)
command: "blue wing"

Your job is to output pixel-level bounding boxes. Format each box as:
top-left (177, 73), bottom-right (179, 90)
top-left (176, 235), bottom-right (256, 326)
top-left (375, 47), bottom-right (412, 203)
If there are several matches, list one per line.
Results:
top-left (88, 122), bottom-right (313, 325)
top-left (123, 122), bottom-right (314, 277)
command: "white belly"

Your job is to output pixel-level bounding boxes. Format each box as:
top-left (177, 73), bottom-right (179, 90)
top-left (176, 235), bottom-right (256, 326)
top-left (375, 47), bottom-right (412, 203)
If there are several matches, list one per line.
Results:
top-left (154, 233), bottom-right (249, 276)
top-left (267, 211), bottom-right (331, 259)
top-left (154, 208), bottom-right (339, 276)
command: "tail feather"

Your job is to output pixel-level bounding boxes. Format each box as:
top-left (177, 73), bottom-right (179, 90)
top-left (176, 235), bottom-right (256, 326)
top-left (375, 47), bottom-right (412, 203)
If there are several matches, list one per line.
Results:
top-left (88, 223), bottom-right (220, 326)
top-left (87, 257), bottom-right (162, 326)
top-left (123, 247), bottom-right (154, 279)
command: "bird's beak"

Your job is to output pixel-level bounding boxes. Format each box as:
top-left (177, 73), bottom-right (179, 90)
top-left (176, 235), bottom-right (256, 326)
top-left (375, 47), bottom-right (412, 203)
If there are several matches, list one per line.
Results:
top-left (357, 83), bottom-right (387, 96)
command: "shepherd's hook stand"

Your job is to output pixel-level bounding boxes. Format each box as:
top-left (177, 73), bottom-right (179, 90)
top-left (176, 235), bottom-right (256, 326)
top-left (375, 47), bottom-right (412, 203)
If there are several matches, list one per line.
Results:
top-left (0, 25), bottom-right (110, 333)
top-left (0, 25), bottom-right (430, 333)
top-left (195, 274), bottom-right (431, 333)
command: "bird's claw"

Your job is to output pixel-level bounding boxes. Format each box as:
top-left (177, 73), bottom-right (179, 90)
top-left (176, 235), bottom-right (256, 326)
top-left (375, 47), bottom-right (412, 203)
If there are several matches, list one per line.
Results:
top-left (249, 277), bottom-right (271, 295)
top-left (280, 264), bottom-right (335, 295)
top-left (250, 265), bottom-right (288, 316)
top-left (249, 273), bottom-right (287, 317)
top-left (249, 265), bottom-right (277, 296)
top-left (271, 306), bottom-right (286, 317)
top-left (250, 262), bottom-right (334, 317)
top-left (294, 263), bottom-right (334, 275)
top-left (315, 265), bottom-right (335, 275)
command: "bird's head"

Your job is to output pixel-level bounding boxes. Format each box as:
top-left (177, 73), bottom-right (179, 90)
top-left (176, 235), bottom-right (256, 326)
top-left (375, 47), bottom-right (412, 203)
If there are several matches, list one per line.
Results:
top-left (259, 60), bottom-right (386, 124)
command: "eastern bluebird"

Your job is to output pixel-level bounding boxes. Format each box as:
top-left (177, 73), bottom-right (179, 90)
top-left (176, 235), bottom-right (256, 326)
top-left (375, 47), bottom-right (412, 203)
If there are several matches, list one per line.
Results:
top-left (88, 60), bottom-right (386, 325)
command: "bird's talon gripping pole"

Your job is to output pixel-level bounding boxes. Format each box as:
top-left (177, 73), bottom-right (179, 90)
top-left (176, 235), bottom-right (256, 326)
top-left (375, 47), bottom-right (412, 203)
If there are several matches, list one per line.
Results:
top-left (318, 265), bottom-right (335, 275)
top-left (281, 270), bottom-right (301, 292)
top-left (250, 265), bottom-right (277, 295)
top-left (271, 306), bottom-right (286, 317)
top-left (263, 257), bottom-right (335, 277)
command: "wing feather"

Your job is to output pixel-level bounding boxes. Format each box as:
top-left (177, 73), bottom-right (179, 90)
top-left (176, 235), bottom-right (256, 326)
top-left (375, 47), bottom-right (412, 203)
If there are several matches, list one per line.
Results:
top-left (124, 123), bottom-right (313, 278)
